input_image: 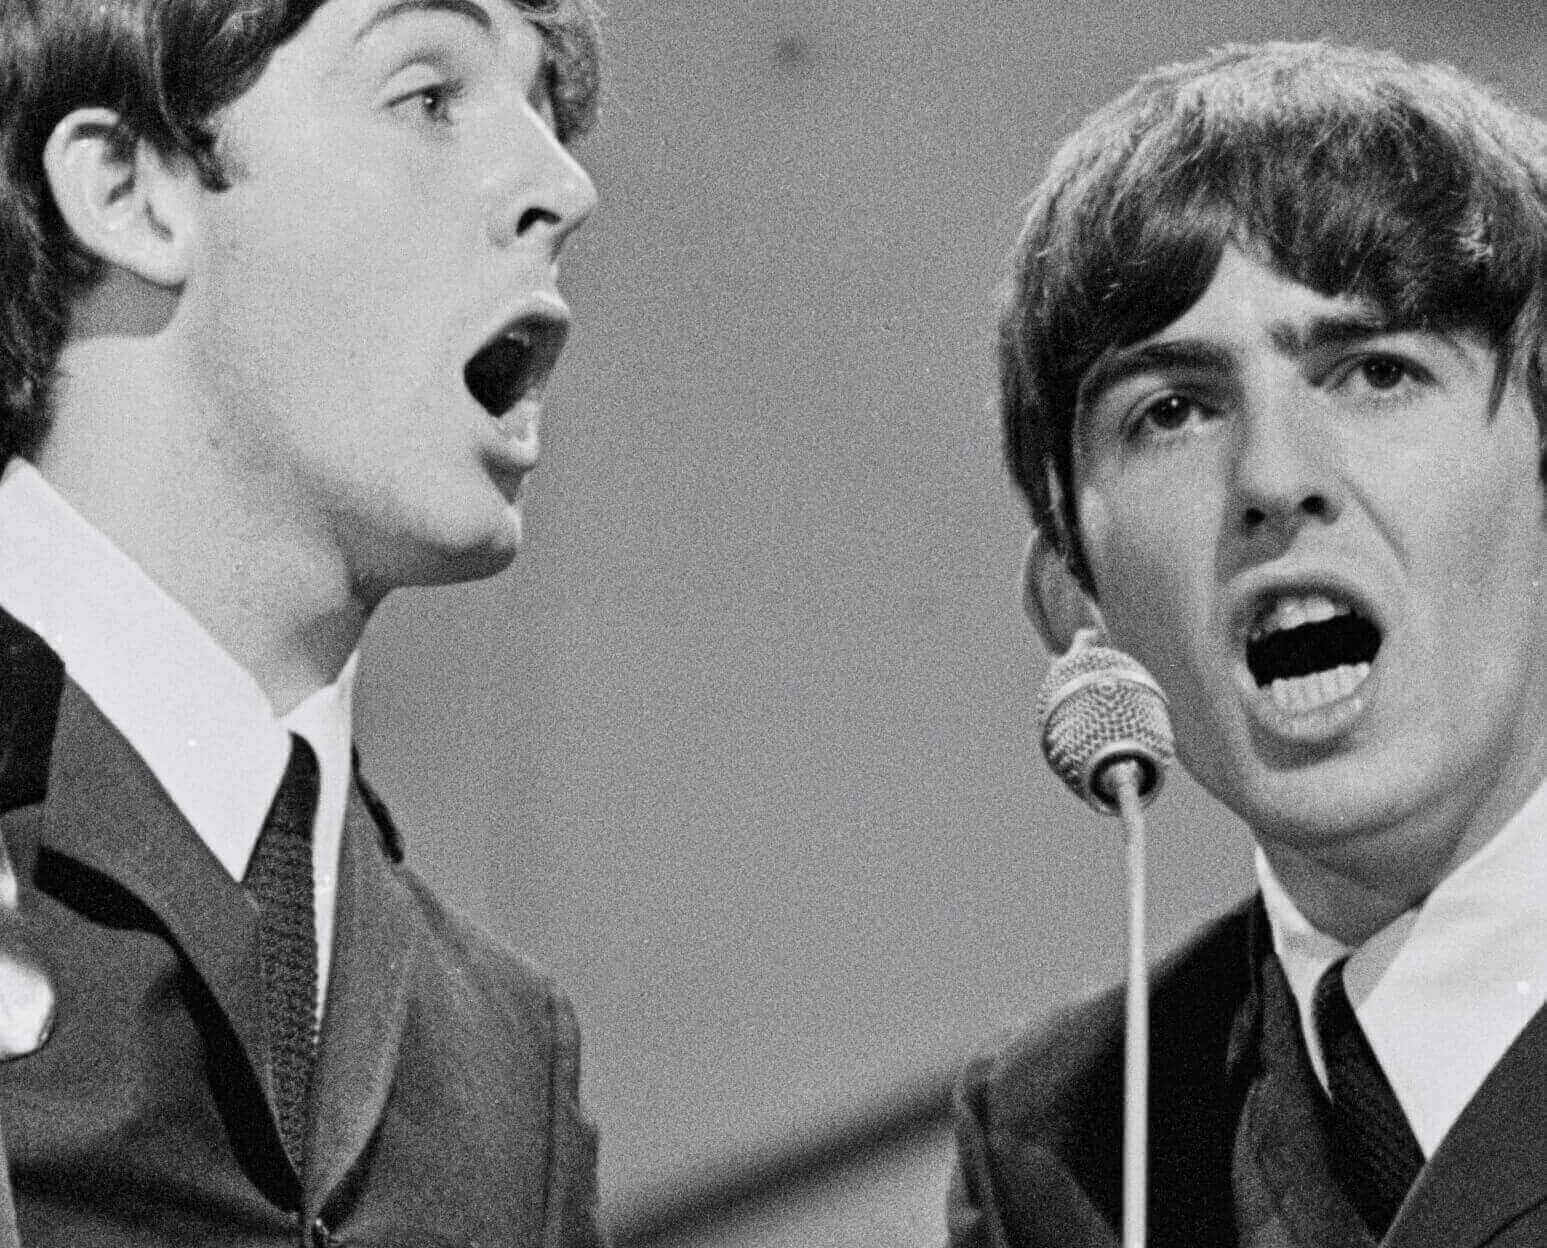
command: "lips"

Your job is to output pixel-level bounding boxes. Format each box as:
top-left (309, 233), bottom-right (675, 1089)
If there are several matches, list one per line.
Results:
top-left (463, 311), bottom-right (569, 421)
top-left (1235, 587), bottom-right (1384, 736)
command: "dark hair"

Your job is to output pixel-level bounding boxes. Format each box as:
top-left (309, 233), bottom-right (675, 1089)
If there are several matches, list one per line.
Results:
top-left (999, 41), bottom-right (1547, 591)
top-left (0, 0), bottom-right (602, 462)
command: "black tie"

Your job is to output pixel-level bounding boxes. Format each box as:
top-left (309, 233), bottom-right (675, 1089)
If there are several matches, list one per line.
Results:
top-left (245, 733), bottom-right (320, 1164)
top-left (1313, 958), bottom-right (1423, 1237)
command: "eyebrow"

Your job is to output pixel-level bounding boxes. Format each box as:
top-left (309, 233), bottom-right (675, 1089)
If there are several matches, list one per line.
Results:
top-left (1266, 310), bottom-right (1392, 357)
top-left (1077, 340), bottom-right (1235, 414)
top-left (353, 0), bottom-right (493, 43)
top-left (1076, 309), bottom-right (1411, 412)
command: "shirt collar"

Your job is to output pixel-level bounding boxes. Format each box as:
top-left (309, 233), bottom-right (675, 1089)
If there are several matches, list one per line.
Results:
top-left (0, 458), bottom-right (355, 881)
top-left (1257, 780), bottom-right (1547, 1156)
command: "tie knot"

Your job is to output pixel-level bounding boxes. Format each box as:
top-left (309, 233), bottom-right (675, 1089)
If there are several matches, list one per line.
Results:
top-left (1311, 956), bottom-right (1356, 1080)
top-left (263, 733), bottom-right (320, 846)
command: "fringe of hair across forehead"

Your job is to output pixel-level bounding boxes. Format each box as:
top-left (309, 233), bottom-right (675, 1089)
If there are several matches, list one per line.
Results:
top-left (999, 42), bottom-right (1547, 591)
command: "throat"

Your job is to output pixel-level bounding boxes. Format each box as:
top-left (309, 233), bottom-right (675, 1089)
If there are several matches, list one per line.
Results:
top-left (1261, 842), bottom-right (1427, 945)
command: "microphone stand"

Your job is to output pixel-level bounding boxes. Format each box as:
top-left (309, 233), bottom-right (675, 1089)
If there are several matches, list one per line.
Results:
top-left (1038, 633), bottom-right (1172, 1246)
top-left (1109, 760), bottom-right (1147, 1248)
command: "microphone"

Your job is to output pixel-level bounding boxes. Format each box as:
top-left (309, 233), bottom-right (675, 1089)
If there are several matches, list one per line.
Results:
top-left (1036, 632), bottom-right (1174, 1248)
top-left (1037, 633), bottom-right (1174, 814)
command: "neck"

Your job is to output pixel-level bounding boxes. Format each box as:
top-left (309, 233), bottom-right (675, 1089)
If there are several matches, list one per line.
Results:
top-left (1260, 841), bottom-right (1424, 945)
top-left (36, 335), bottom-right (372, 714)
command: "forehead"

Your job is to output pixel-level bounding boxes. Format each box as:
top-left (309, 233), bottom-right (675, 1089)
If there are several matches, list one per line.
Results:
top-left (1160, 250), bottom-right (1352, 329)
top-left (1076, 250), bottom-right (1378, 400)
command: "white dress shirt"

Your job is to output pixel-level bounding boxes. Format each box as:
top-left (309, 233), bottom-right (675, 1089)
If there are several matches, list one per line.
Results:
top-left (0, 458), bottom-right (353, 1017)
top-left (1258, 783), bottom-right (1547, 1158)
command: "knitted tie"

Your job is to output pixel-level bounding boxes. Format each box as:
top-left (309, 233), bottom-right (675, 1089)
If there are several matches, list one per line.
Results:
top-left (245, 733), bottom-right (320, 1164)
top-left (1313, 958), bottom-right (1423, 1237)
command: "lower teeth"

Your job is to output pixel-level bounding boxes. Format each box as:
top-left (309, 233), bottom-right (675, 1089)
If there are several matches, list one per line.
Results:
top-left (1267, 662), bottom-right (1369, 713)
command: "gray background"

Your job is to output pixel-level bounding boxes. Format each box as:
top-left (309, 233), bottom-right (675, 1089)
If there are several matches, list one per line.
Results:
top-left (355, 2), bottom-right (1545, 1243)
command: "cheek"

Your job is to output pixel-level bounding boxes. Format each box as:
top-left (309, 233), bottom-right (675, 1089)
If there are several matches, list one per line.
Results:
top-left (1078, 485), bottom-right (1230, 760)
top-left (1078, 489), bottom-right (1191, 648)
top-left (1405, 423), bottom-right (1542, 622)
top-left (1423, 476), bottom-right (1547, 688)
top-left (203, 188), bottom-right (452, 394)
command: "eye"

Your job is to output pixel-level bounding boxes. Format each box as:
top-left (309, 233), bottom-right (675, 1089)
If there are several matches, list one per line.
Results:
top-left (1334, 351), bottom-right (1435, 402)
top-left (1132, 393), bottom-right (1206, 438)
top-left (1358, 355), bottom-right (1409, 391)
top-left (392, 79), bottom-right (465, 126)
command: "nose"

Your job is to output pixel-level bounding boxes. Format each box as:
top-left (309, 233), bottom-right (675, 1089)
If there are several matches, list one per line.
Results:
top-left (1229, 387), bottom-right (1342, 540)
top-left (486, 117), bottom-right (597, 255)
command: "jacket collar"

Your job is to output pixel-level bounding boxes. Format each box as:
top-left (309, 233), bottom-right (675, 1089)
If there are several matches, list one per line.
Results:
top-left (3, 606), bottom-right (268, 1050)
top-left (1224, 894), bottom-right (1270, 1084)
top-left (1231, 908), bottom-right (1375, 1246)
top-left (0, 605), bottom-right (421, 1211)
top-left (0, 608), bottom-right (297, 1198)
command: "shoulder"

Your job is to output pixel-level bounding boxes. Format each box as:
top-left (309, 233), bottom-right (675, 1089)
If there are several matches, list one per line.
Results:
top-left (961, 899), bottom-right (1256, 1137)
top-left (349, 771), bottom-right (606, 1246)
top-left (384, 849), bottom-right (603, 1245)
top-left (950, 899), bottom-right (1258, 1240)
top-left (352, 765), bottom-right (585, 1059)
top-left (395, 857), bottom-right (585, 1057)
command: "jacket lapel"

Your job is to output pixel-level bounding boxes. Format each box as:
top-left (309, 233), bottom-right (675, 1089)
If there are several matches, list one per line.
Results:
top-left (0, 609), bottom-right (306, 1202)
top-left (39, 679), bottom-right (270, 1067)
top-left (1385, 1000), bottom-right (1547, 1247)
top-left (304, 775), bottom-right (414, 1204)
top-left (1231, 906), bottom-right (1374, 1248)
top-left (7, 603), bottom-right (424, 1214)
top-left (36, 675), bottom-right (309, 1205)
top-left (2, 611), bottom-right (266, 1050)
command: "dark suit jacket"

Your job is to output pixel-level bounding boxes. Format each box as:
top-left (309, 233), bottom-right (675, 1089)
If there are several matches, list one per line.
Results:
top-left (0, 607), bottom-right (605, 1247)
top-left (946, 897), bottom-right (1547, 1247)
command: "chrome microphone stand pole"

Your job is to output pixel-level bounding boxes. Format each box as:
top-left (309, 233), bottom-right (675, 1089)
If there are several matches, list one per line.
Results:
top-left (1109, 760), bottom-right (1147, 1248)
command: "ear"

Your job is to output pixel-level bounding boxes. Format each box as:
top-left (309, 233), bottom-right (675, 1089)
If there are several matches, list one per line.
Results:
top-left (1019, 528), bottom-right (1105, 654)
top-left (42, 108), bottom-right (199, 287)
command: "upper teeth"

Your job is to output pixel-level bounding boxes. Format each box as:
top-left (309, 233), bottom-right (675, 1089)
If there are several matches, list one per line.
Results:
top-left (1252, 592), bottom-right (1349, 640)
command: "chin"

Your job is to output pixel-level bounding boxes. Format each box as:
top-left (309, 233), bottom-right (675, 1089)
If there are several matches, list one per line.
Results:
top-left (1221, 745), bottom-right (1451, 852)
top-left (424, 533), bottom-right (524, 586)
top-left (362, 512), bottom-right (526, 593)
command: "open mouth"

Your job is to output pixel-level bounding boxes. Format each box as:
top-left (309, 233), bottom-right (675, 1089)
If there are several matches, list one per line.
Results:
top-left (1245, 591), bottom-right (1382, 714)
top-left (463, 314), bottom-right (569, 420)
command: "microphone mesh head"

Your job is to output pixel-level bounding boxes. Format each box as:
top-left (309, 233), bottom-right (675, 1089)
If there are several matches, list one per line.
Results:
top-left (1037, 642), bottom-right (1175, 814)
